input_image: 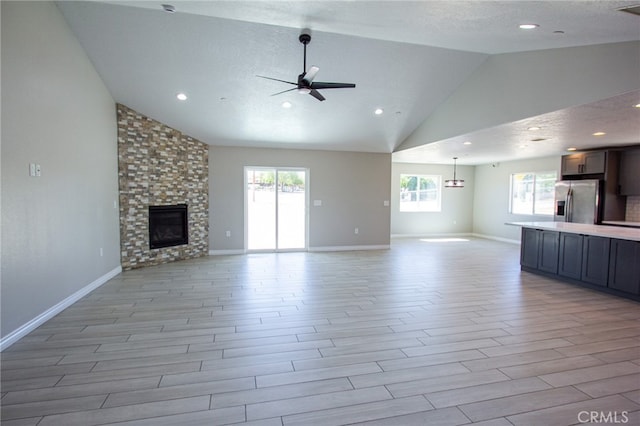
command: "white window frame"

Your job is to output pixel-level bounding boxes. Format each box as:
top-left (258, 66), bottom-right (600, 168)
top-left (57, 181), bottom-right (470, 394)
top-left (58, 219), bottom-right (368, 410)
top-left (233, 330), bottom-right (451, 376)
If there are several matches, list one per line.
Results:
top-left (509, 171), bottom-right (557, 216)
top-left (399, 174), bottom-right (442, 212)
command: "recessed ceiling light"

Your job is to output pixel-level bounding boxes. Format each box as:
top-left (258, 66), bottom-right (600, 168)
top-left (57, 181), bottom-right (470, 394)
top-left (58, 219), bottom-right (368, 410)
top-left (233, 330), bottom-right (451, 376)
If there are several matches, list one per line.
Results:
top-left (519, 24), bottom-right (539, 30)
top-left (463, 141), bottom-right (472, 145)
top-left (161, 4), bottom-right (176, 13)
top-left (282, 101), bottom-right (292, 108)
top-left (374, 108), bottom-right (384, 115)
top-left (634, 103), bottom-right (640, 108)
top-left (567, 147), bottom-right (578, 151)
top-left (527, 126), bottom-right (541, 131)
top-left (592, 131), bottom-right (606, 136)
top-left (176, 93), bottom-right (187, 101)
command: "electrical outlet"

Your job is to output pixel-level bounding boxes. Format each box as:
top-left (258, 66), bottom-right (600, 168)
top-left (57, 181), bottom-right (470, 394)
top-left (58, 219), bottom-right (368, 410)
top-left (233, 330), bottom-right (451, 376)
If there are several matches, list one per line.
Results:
top-left (29, 163), bottom-right (36, 177)
top-left (225, 231), bottom-right (231, 237)
top-left (354, 227), bottom-right (359, 235)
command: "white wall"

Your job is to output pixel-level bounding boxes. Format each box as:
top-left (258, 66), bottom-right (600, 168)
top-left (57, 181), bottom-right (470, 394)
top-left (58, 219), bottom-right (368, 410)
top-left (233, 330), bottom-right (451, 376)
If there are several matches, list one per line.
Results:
top-left (210, 146), bottom-right (391, 252)
top-left (1, 2), bottom-right (120, 343)
top-left (472, 156), bottom-right (561, 242)
top-left (399, 41), bottom-right (640, 151)
top-left (391, 162), bottom-right (475, 235)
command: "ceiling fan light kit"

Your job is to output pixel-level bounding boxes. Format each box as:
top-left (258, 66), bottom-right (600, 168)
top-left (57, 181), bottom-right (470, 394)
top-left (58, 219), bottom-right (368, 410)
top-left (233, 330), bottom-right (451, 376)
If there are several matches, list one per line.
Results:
top-left (257, 30), bottom-right (356, 102)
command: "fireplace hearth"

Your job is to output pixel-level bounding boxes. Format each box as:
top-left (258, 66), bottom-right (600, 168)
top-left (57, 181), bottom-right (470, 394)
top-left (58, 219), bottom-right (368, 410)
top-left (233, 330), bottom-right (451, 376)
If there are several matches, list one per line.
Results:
top-left (149, 204), bottom-right (188, 249)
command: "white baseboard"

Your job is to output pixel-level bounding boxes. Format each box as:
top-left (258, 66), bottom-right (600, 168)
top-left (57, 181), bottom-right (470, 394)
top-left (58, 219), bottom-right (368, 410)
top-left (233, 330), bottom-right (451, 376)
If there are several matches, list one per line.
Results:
top-left (209, 249), bottom-right (245, 256)
top-left (0, 265), bottom-right (122, 352)
top-left (308, 244), bottom-right (390, 252)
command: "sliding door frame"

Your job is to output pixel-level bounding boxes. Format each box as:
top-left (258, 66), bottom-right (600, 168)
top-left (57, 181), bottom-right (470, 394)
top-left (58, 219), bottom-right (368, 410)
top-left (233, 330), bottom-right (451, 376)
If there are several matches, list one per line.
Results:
top-left (244, 166), bottom-right (309, 253)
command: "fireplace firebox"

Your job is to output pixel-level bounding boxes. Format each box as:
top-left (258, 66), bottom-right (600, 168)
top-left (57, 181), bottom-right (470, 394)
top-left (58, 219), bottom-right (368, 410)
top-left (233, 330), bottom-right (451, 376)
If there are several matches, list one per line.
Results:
top-left (149, 204), bottom-right (188, 249)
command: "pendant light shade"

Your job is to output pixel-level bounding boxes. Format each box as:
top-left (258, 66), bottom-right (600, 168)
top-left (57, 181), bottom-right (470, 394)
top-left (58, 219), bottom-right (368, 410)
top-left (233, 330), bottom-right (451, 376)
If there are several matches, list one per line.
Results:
top-left (444, 157), bottom-right (464, 188)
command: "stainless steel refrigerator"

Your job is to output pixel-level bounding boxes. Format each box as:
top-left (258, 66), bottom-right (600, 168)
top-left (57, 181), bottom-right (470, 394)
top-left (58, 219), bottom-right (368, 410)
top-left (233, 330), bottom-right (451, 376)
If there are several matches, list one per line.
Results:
top-left (554, 179), bottom-right (601, 224)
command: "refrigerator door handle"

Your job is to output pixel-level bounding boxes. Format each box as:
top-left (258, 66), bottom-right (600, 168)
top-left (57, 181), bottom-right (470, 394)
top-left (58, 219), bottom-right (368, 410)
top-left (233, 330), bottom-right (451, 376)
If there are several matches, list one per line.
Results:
top-left (566, 188), bottom-right (573, 222)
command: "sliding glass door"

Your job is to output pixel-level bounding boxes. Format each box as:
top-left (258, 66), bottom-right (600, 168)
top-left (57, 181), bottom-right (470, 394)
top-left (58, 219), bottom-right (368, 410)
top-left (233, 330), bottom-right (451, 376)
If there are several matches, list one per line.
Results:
top-left (246, 167), bottom-right (307, 251)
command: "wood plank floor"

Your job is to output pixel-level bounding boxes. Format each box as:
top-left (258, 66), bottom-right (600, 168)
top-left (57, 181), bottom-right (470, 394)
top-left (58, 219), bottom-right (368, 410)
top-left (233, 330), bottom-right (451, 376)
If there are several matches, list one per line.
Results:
top-left (2, 237), bottom-right (639, 425)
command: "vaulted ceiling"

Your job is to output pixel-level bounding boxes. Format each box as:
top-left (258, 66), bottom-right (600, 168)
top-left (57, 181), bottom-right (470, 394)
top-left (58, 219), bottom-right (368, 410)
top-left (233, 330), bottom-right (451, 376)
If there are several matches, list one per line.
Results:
top-left (57, 1), bottom-right (640, 165)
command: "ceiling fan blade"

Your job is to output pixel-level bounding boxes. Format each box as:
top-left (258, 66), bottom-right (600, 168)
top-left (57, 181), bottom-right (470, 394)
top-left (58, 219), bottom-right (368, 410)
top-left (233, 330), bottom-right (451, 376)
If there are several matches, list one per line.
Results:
top-left (256, 75), bottom-right (297, 85)
top-left (302, 66), bottom-right (319, 84)
top-left (310, 82), bottom-right (356, 90)
top-left (270, 87), bottom-right (298, 96)
top-left (309, 89), bottom-right (325, 101)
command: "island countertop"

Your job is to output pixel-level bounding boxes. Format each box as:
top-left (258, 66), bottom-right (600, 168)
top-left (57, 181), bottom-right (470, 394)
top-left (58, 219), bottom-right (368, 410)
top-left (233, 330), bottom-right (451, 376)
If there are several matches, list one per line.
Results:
top-left (506, 221), bottom-right (640, 242)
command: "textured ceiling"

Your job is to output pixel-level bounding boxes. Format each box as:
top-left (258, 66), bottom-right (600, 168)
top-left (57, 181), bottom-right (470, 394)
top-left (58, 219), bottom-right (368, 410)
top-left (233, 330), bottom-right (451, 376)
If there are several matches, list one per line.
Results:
top-left (57, 1), bottom-right (640, 165)
top-left (107, 0), bottom-right (640, 54)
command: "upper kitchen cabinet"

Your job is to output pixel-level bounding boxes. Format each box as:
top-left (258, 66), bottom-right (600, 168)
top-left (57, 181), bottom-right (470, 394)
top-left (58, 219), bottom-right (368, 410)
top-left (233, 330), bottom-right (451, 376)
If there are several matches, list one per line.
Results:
top-left (619, 148), bottom-right (640, 195)
top-left (561, 151), bottom-right (606, 176)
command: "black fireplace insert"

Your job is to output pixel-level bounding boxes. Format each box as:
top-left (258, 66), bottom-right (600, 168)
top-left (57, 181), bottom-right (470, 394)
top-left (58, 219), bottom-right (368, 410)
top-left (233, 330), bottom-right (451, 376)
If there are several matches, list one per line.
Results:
top-left (149, 204), bottom-right (188, 249)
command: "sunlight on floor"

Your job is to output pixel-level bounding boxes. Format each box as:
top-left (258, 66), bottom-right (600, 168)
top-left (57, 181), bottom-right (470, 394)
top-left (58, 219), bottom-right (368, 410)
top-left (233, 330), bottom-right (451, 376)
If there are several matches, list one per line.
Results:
top-left (419, 237), bottom-right (470, 243)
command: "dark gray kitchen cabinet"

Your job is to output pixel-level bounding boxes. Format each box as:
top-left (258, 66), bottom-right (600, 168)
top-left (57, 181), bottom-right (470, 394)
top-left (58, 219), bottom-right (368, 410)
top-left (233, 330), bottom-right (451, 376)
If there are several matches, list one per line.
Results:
top-left (520, 228), bottom-right (558, 273)
top-left (619, 149), bottom-right (640, 196)
top-left (581, 235), bottom-right (610, 287)
top-left (561, 154), bottom-right (583, 175)
top-left (538, 231), bottom-right (560, 274)
top-left (608, 239), bottom-right (640, 295)
top-left (558, 233), bottom-right (583, 280)
top-left (520, 227), bottom-right (540, 269)
top-left (561, 151), bottom-right (606, 176)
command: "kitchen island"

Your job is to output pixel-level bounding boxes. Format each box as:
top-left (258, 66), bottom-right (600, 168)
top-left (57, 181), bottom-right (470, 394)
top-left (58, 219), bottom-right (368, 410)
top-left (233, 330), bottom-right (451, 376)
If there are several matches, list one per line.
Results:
top-left (508, 221), bottom-right (640, 301)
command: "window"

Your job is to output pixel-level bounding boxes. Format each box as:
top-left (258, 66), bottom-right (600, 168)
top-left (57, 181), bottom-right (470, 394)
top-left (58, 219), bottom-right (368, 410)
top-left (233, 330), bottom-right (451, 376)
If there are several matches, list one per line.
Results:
top-left (510, 171), bottom-right (557, 215)
top-left (400, 174), bottom-right (442, 212)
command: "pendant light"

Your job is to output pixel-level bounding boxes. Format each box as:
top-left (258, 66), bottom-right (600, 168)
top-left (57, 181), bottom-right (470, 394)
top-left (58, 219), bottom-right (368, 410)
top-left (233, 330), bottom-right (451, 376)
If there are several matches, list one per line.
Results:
top-left (444, 157), bottom-right (464, 188)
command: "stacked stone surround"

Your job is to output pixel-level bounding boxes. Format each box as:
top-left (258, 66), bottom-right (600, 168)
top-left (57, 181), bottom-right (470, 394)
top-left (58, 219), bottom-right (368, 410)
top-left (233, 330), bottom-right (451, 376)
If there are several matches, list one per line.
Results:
top-left (117, 104), bottom-right (209, 270)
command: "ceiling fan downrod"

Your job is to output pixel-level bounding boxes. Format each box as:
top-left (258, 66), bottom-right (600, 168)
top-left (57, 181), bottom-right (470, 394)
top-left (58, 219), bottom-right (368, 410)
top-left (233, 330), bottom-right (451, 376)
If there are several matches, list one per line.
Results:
top-left (299, 32), bottom-right (311, 74)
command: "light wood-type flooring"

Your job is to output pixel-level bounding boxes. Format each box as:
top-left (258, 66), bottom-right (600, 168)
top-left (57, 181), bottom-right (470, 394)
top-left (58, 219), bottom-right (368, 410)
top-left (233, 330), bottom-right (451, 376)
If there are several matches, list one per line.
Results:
top-left (2, 237), bottom-right (640, 425)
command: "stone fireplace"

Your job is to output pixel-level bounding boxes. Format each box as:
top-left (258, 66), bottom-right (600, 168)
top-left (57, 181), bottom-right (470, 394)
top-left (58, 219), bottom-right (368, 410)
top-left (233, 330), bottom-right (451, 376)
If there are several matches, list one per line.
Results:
top-left (117, 104), bottom-right (208, 270)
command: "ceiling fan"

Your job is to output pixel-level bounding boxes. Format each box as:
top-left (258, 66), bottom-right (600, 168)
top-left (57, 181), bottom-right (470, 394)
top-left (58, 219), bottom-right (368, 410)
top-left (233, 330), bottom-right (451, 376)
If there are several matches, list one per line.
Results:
top-left (257, 31), bottom-right (356, 102)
